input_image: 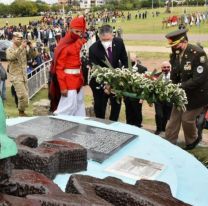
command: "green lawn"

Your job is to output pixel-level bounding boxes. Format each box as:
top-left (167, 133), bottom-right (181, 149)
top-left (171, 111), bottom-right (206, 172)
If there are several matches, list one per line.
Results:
top-left (99, 6), bottom-right (208, 34)
top-left (136, 51), bottom-right (169, 59)
top-left (4, 88), bottom-right (47, 118)
top-left (0, 16), bottom-right (41, 27)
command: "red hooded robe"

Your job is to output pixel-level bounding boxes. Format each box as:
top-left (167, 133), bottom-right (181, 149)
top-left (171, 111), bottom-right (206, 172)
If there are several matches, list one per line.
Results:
top-left (49, 16), bottom-right (86, 112)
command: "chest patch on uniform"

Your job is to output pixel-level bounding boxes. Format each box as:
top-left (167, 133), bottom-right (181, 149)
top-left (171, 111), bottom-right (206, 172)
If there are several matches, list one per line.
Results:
top-left (184, 61), bottom-right (191, 70)
top-left (200, 56), bottom-right (206, 63)
top-left (197, 66), bottom-right (204, 74)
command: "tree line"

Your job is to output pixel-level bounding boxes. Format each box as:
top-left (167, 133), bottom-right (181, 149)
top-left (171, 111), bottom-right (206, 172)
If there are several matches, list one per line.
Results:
top-left (93, 0), bottom-right (207, 11)
top-left (0, 0), bottom-right (71, 17)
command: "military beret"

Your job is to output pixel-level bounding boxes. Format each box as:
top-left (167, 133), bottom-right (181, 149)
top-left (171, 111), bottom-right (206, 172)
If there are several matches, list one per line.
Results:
top-left (165, 28), bottom-right (188, 47)
top-left (13, 32), bottom-right (23, 38)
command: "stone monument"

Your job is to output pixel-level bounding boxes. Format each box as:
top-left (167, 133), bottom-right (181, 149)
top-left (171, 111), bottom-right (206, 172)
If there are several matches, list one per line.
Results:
top-left (0, 98), bottom-right (191, 206)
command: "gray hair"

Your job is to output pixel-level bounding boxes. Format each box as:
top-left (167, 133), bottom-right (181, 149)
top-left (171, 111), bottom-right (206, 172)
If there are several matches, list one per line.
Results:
top-left (99, 25), bottom-right (113, 35)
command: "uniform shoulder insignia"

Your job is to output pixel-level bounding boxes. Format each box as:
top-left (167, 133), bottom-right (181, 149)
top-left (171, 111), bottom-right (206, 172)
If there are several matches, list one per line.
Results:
top-left (200, 56), bottom-right (206, 63)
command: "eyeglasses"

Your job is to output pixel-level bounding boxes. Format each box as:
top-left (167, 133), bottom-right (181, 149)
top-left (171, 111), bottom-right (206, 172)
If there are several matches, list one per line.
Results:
top-left (162, 66), bottom-right (170, 69)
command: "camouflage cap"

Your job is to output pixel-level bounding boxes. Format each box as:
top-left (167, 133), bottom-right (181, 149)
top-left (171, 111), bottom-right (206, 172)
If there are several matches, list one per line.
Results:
top-left (13, 32), bottom-right (23, 38)
top-left (165, 28), bottom-right (188, 47)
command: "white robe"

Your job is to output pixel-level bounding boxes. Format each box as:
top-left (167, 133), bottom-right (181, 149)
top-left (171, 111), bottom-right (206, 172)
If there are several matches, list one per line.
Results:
top-left (54, 88), bottom-right (86, 116)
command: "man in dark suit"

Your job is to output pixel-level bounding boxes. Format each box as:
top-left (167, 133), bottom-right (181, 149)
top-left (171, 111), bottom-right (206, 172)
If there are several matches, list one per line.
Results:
top-left (89, 25), bottom-right (128, 121)
top-left (124, 54), bottom-right (147, 127)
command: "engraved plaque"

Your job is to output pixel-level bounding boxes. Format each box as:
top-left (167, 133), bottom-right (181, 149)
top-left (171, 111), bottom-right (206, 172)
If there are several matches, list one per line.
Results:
top-left (53, 125), bottom-right (137, 162)
top-left (105, 156), bottom-right (165, 180)
top-left (7, 117), bottom-right (137, 162)
top-left (7, 117), bottom-right (78, 143)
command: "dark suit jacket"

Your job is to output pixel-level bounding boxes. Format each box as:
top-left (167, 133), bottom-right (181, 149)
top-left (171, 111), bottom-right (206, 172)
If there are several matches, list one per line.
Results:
top-left (89, 37), bottom-right (128, 89)
top-left (170, 44), bottom-right (208, 110)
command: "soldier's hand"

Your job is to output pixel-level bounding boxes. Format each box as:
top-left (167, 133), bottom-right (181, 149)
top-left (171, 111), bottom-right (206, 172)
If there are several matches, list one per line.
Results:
top-left (61, 90), bottom-right (68, 97)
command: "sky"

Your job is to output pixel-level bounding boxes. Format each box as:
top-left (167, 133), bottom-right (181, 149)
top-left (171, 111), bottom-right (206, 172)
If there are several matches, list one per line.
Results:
top-left (0, 0), bottom-right (57, 4)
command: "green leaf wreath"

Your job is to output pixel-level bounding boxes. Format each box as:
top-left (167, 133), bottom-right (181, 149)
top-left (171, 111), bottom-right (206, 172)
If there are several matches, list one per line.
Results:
top-left (90, 57), bottom-right (188, 111)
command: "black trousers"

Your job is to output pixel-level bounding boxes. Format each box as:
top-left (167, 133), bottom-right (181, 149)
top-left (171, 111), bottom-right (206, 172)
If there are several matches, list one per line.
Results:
top-left (124, 97), bottom-right (143, 127)
top-left (155, 101), bottom-right (172, 132)
top-left (91, 86), bottom-right (121, 121)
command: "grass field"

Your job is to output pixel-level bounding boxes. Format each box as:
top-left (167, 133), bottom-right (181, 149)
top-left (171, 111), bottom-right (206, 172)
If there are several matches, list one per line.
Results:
top-left (100, 6), bottom-right (208, 34)
top-left (0, 16), bottom-right (41, 28)
top-left (1, 6), bottom-right (208, 34)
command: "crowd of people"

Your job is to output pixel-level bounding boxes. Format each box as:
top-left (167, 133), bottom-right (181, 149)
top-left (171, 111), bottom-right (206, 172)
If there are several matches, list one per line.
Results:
top-left (162, 11), bottom-right (208, 28)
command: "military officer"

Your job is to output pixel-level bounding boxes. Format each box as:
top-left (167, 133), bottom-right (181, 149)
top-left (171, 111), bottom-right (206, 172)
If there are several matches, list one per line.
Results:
top-left (6, 32), bottom-right (29, 116)
top-left (165, 28), bottom-right (208, 150)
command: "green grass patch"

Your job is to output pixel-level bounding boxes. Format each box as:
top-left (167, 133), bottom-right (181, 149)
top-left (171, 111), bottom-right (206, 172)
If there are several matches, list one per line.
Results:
top-left (125, 40), bottom-right (167, 46)
top-left (0, 16), bottom-right (41, 27)
top-left (189, 147), bottom-right (208, 168)
top-left (136, 51), bottom-right (169, 59)
top-left (4, 88), bottom-right (48, 118)
top-left (98, 6), bottom-right (208, 34)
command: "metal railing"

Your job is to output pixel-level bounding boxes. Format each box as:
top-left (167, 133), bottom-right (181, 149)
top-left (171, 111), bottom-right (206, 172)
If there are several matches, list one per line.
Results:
top-left (28, 59), bottom-right (52, 99)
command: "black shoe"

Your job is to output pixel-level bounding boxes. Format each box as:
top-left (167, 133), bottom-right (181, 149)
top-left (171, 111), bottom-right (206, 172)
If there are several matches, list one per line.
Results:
top-left (184, 137), bottom-right (201, 150)
top-left (154, 130), bottom-right (161, 135)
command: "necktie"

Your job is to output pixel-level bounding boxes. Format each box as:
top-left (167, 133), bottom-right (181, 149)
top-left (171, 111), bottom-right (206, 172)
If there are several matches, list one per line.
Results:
top-left (107, 47), bottom-right (113, 64)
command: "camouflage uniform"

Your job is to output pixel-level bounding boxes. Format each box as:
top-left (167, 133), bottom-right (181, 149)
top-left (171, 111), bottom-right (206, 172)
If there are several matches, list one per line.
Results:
top-left (6, 45), bottom-right (28, 112)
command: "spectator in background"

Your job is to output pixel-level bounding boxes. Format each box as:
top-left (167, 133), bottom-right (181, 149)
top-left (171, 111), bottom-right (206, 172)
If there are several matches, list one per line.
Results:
top-left (42, 28), bottom-right (49, 46)
top-left (27, 41), bottom-right (36, 67)
top-left (117, 26), bottom-right (123, 38)
top-left (32, 49), bottom-right (43, 69)
top-left (154, 61), bottom-right (173, 135)
top-left (42, 48), bottom-right (51, 62)
top-left (124, 54), bottom-right (147, 127)
top-left (0, 60), bottom-right (7, 103)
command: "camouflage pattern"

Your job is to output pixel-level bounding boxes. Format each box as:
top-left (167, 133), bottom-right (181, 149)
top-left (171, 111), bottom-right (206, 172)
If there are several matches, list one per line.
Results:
top-left (6, 45), bottom-right (29, 111)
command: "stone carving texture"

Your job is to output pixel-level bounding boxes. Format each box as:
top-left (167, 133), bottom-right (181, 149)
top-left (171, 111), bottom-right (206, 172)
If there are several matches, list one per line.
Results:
top-left (0, 168), bottom-right (191, 206)
top-left (66, 175), bottom-right (191, 206)
top-left (12, 135), bottom-right (87, 179)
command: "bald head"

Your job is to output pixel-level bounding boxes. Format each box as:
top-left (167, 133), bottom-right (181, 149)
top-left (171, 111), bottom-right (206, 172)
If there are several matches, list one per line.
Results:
top-left (161, 61), bottom-right (171, 74)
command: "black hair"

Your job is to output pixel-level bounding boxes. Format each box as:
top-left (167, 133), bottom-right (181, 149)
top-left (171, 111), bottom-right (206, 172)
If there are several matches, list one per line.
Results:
top-left (99, 25), bottom-right (113, 35)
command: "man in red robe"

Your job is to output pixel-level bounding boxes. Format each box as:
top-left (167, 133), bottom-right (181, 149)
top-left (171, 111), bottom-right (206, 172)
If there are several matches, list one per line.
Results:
top-left (50, 16), bottom-right (86, 116)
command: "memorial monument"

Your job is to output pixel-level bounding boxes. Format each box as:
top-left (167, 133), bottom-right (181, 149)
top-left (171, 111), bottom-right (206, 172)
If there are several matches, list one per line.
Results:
top-left (0, 97), bottom-right (191, 205)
